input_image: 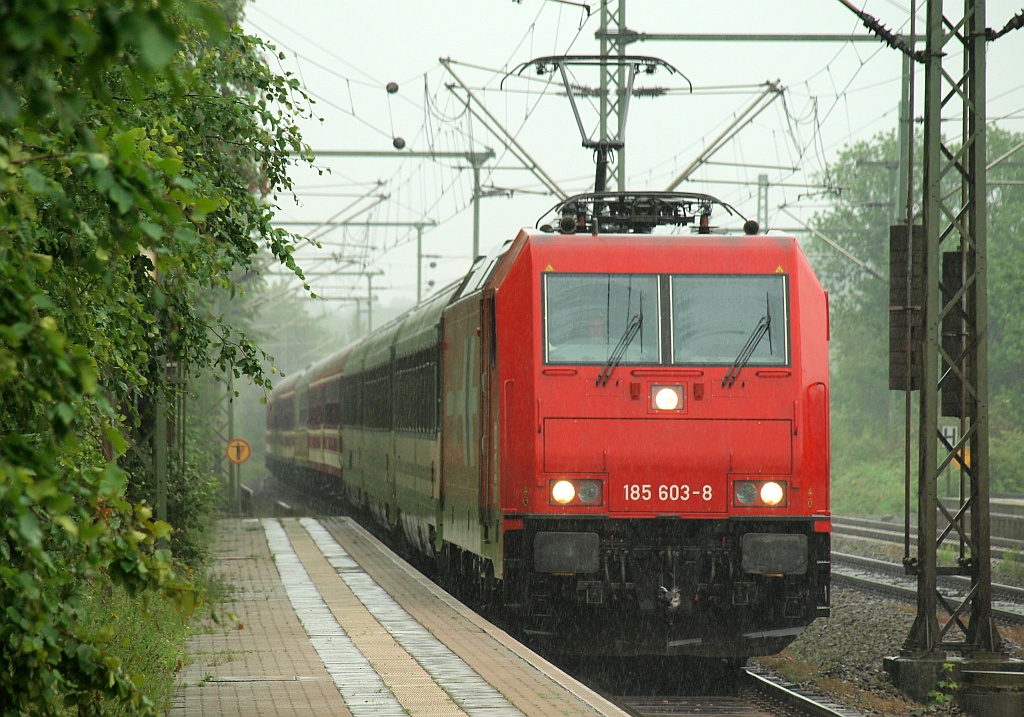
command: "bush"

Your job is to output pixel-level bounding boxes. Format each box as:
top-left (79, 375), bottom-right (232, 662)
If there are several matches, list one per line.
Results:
top-left (991, 428), bottom-right (1024, 494)
top-left (1, 0), bottom-right (311, 711)
top-left (831, 453), bottom-right (908, 516)
top-left (62, 585), bottom-right (192, 716)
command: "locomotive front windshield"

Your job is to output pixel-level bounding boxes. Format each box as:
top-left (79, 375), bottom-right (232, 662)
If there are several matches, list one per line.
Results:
top-left (543, 273), bottom-right (790, 366)
top-left (544, 274), bottom-right (660, 365)
top-left (672, 275), bottom-right (789, 366)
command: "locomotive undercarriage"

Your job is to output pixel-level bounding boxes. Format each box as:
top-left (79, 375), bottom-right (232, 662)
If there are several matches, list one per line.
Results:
top-left (501, 518), bottom-right (830, 658)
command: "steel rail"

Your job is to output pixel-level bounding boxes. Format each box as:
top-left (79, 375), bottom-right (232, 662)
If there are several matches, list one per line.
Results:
top-left (831, 555), bottom-right (1024, 625)
top-left (742, 667), bottom-right (863, 716)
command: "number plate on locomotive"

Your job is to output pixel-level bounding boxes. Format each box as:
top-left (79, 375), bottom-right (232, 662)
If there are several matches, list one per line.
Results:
top-left (610, 482), bottom-right (727, 513)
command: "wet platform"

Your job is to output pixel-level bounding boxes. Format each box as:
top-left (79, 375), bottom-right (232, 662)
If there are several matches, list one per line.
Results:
top-left (170, 516), bottom-right (629, 717)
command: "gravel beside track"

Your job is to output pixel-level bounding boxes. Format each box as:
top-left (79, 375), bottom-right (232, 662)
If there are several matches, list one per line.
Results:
top-left (753, 585), bottom-right (1024, 716)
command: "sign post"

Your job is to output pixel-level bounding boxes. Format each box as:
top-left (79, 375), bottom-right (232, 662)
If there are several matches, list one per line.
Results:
top-left (226, 439), bottom-right (252, 513)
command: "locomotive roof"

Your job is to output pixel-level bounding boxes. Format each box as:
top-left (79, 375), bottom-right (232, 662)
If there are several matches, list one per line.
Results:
top-left (267, 225), bottom-right (811, 403)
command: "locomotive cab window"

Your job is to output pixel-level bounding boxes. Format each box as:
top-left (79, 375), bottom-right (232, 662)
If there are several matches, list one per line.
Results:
top-left (671, 274), bottom-right (789, 366)
top-left (544, 274), bottom-right (661, 365)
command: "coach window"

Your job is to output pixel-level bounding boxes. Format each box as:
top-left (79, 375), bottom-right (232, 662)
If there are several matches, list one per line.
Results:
top-left (671, 274), bottom-right (789, 366)
top-left (394, 348), bottom-right (437, 434)
top-left (364, 365), bottom-right (392, 429)
top-left (341, 375), bottom-right (363, 427)
top-left (279, 396), bottom-right (295, 430)
top-left (324, 378), bottom-right (341, 427)
top-left (297, 388), bottom-right (309, 428)
top-left (544, 273), bottom-right (660, 365)
top-left (308, 385), bottom-right (323, 427)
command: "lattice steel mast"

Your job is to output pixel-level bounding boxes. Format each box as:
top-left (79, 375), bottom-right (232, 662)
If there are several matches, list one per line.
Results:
top-left (599, 1), bottom-right (628, 191)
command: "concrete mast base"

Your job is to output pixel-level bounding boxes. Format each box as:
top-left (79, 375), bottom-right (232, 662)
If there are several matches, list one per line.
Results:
top-left (884, 655), bottom-right (1024, 717)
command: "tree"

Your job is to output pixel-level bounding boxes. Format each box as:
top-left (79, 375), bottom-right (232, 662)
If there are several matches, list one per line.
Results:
top-left (984, 127), bottom-right (1024, 492)
top-left (0, 0), bottom-right (313, 712)
top-left (807, 127), bottom-right (1024, 510)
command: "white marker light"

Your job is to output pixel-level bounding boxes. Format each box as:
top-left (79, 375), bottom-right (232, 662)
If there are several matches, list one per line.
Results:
top-left (735, 482), bottom-right (758, 505)
top-left (653, 386), bottom-right (682, 411)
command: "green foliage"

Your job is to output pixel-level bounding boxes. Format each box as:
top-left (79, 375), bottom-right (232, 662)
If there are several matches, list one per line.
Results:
top-left (1, 0), bottom-right (313, 713)
top-left (66, 584), bottom-right (192, 715)
top-left (927, 662), bottom-right (959, 705)
top-left (990, 427), bottom-right (1024, 494)
top-left (996, 548), bottom-right (1024, 581)
top-left (808, 128), bottom-right (1024, 513)
top-left (829, 448), bottom-right (907, 516)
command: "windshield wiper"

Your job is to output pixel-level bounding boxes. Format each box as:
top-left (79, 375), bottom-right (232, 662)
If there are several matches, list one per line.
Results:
top-left (596, 312), bottom-right (643, 386)
top-left (721, 293), bottom-right (772, 388)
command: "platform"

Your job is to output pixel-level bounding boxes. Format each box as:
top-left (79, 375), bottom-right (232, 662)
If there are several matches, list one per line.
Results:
top-left (170, 516), bottom-right (629, 717)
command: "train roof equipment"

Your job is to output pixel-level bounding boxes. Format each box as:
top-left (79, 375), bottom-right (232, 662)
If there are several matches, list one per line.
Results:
top-left (537, 190), bottom-right (756, 236)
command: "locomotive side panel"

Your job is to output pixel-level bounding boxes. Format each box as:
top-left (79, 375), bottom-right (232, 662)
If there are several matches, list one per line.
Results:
top-left (439, 295), bottom-right (484, 555)
top-left (487, 231), bottom-right (536, 576)
top-left (793, 252), bottom-right (831, 511)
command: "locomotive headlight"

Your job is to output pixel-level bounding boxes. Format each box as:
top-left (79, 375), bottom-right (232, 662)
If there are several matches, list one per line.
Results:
top-left (733, 480), bottom-right (787, 507)
top-left (760, 481), bottom-right (785, 506)
top-left (652, 385), bottom-right (683, 411)
top-left (576, 480), bottom-right (601, 504)
top-left (551, 480), bottom-right (576, 504)
top-left (735, 482), bottom-right (758, 505)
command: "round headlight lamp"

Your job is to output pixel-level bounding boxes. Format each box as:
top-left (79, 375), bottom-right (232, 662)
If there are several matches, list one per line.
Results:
top-left (551, 480), bottom-right (576, 504)
top-left (760, 481), bottom-right (785, 506)
top-left (653, 386), bottom-right (681, 410)
top-left (576, 480), bottom-right (601, 504)
top-left (735, 482), bottom-right (758, 505)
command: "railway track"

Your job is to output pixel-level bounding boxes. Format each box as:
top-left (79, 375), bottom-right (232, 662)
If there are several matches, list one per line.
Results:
top-left (832, 552), bottom-right (1024, 625)
top-left (614, 668), bottom-right (863, 717)
top-left (833, 512), bottom-right (1024, 576)
top-left (832, 513), bottom-right (1024, 563)
top-left (832, 512), bottom-right (1024, 624)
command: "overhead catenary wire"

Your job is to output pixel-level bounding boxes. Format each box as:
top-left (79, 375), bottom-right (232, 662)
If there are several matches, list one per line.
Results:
top-left (778, 206), bottom-right (887, 283)
top-left (243, 3), bottom-right (991, 309)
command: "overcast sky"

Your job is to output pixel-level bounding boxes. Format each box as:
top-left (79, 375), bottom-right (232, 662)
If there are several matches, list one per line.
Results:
top-left (243, 1), bottom-right (1024, 310)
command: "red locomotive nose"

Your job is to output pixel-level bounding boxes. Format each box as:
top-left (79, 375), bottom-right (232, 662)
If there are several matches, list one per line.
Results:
top-left (265, 191), bottom-right (831, 661)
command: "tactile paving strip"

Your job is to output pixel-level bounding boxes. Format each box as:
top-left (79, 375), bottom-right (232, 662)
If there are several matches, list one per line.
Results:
top-left (281, 520), bottom-right (468, 717)
top-left (300, 518), bottom-right (527, 717)
top-left (262, 519), bottom-right (408, 717)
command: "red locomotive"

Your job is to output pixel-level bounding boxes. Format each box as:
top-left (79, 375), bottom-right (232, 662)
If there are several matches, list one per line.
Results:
top-left (266, 191), bottom-right (831, 660)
